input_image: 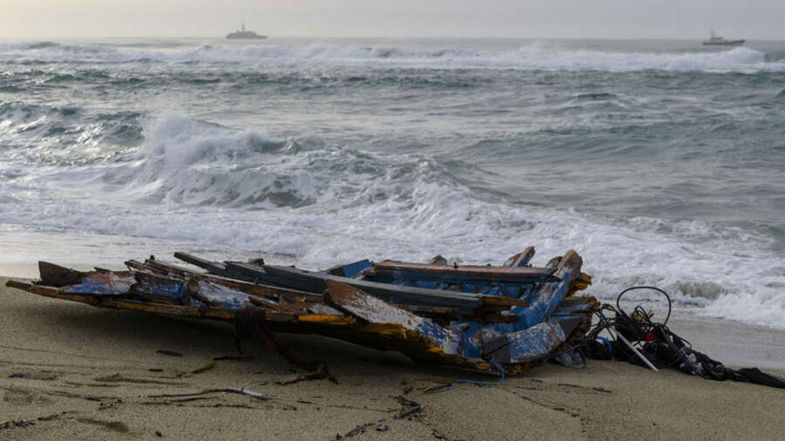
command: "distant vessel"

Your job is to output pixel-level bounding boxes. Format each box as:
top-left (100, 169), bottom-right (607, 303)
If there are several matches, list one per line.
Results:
top-left (702, 30), bottom-right (744, 46)
top-left (226, 23), bottom-right (267, 40)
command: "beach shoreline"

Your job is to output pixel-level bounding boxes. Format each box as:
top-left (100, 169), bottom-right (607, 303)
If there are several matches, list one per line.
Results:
top-left (1, 275), bottom-right (784, 440)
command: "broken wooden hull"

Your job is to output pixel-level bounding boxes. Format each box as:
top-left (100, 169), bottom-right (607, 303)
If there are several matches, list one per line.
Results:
top-left (5, 249), bottom-right (597, 374)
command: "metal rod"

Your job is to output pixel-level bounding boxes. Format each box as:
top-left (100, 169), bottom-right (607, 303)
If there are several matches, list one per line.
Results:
top-left (615, 331), bottom-right (659, 372)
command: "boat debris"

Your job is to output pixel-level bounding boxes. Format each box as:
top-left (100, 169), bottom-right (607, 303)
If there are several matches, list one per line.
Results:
top-left (5, 247), bottom-right (598, 374)
top-left (579, 287), bottom-right (785, 389)
top-left (149, 387), bottom-right (269, 401)
top-left (190, 361), bottom-right (217, 375)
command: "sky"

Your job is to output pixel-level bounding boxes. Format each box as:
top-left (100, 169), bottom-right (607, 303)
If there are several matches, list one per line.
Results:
top-left (1, 0), bottom-right (783, 40)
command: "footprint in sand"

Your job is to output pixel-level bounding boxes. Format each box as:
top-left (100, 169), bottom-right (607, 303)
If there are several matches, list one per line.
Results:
top-left (3, 388), bottom-right (53, 406)
top-left (76, 418), bottom-right (130, 433)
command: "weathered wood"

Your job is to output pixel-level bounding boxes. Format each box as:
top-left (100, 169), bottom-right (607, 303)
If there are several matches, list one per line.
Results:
top-left (133, 259), bottom-right (203, 280)
top-left (186, 277), bottom-right (315, 314)
top-left (7, 247), bottom-right (597, 376)
top-left (177, 253), bottom-right (539, 315)
top-left (368, 260), bottom-right (558, 283)
top-left (259, 264), bottom-right (490, 314)
top-left (6, 280), bottom-right (226, 319)
top-left (186, 277), bottom-right (253, 309)
top-left (324, 259), bottom-right (372, 277)
top-left (480, 296), bottom-right (528, 307)
top-left (220, 261), bottom-right (293, 286)
top-left (5, 279), bottom-right (297, 322)
top-left (145, 258), bottom-right (323, 306)
top-left (429, 255), bottom-right (448, 265)
top-left (132, 272), bottom-right (191, 305)
top-left (173, 252), bottom-right (237, 279)
top-left (60, 271), bottom-right (136, 296)
top-left (38, 262), bottom-right (86, 287)
top-left (392, 304), bottom-right (459, 315)
top-left (188, 274), bottom-right (322, 304)
top-left (38, 263), bottom-right (136, 296)
top-left (481, 318), bottom-right (581, 363)
top-left (503, 246), bottom-right (536, 267)
top-left (124, 259), bottom-right (144, 271)
top-left (5, 257), bottom-right (597, 375)
top-left (512, 250), bottom-right (583, 327)
top-left (545, 256), bottom-right (562, 269)
top-left (6, 280), bottom-right (101, 305)
top-left (324, 280), bottom-right (459, 350)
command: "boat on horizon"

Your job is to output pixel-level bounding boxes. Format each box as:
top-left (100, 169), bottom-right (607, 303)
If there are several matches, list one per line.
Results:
top-left (702, 30), bottom-right (744, 46)
top-left (226, 23), bottom-right (267, 40)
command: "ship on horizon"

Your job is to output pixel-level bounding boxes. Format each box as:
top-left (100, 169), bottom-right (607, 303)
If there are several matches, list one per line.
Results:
top-left (226, 23), bottom-right (267, 40)
top-left (702, 30), bottom-right (744, 46)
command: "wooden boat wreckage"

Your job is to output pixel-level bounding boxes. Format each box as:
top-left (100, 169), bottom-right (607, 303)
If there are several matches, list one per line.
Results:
top-left (5, 248), bottom-right (598, 374)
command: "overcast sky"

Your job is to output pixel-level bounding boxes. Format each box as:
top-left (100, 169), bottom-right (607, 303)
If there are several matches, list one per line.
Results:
top-left (1, 0), bottom-right (783, 40)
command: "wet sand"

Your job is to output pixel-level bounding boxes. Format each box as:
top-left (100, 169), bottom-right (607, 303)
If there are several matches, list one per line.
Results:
top-left (1, 276), bottom-right (784, 440)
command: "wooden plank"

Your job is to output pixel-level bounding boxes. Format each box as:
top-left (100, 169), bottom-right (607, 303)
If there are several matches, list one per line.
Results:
top-left (6, 280), bottom-right (101, 305)
top-left (480, 296), bottom-right (528, 307)
top-left (217, 261), bottom-right (300, 287)
top-left (503, 246), bottom-right (536, 267)
top-left (190, 274), bottom-right (322, 303)
top-left (481, 320), bottom-right (574, 363)
top-left (140, 258), bottom-right (323, 304)
top-left (185, 277), bottom-right (254, 309)
top-left (171, 252), bottom-right (586, 322)
top-left (60, 272), bottom-right (136, 296)
top-left (134, 259), bottom-right (204, 280)
top-left (124, 259), bottom-right (145, 271)
top-left (368, 260), bottom-right (558, 283)
top-left (324, 259), bottom-right (372, 277)
top-left (258, 264), bottom-right (488, 314)
top-left (393, 304), bottom-right (459, 315)
top-left (5, 279), bottom-right (292, 322)
top-left (173, 252), bottom-right (238, 279)
top-left (38, 261), bottom-right (85, 287)
top-left (186, 277), bottom-right (311, 313)
top-left (429, 255), bottom-right (448, 265)
top-left (180, 255), bottom-right (527, 314)
top-left (324, 280), bottom-right (458, 351)
top-left (132, 272), bottom-right (190, 305)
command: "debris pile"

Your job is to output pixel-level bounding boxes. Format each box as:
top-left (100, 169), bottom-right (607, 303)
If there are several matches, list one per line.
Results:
top-left (6, 248), bottom-right (597, 374)
top-left (580, 287), bottom-right (785, 389)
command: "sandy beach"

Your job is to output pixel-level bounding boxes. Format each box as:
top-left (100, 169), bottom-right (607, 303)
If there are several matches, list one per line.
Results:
top-left (1, 274), bottom-right (784, 441)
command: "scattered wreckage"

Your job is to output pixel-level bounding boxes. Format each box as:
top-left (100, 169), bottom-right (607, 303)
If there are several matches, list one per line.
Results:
top-left (5, 248), bottom-right (598, 374)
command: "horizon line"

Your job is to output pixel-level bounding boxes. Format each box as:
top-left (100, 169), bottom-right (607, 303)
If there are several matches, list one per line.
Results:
top-left (0, 34), bottom-right (781, 42)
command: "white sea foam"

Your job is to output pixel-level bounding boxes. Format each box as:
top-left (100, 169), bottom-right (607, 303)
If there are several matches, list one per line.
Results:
top-left (1, 41), bottom-right (783, 73)
top-left (1, 112), bottom-right (784, 328)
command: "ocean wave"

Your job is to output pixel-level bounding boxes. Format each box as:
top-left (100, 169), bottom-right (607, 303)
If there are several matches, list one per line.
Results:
top-left (0, 41), bottom-right (59, 50)
top-left (102, 112), bottom-right (468, 209)
top-left (1, 110), bottom-right (784, 328)
top-left (0, 101), bottom-right (142, 164)
top-left (1, 41), bottom-right (784, 73)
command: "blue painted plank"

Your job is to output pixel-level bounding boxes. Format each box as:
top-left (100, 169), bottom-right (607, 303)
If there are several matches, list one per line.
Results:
top-left (61, 273), bottom-right (135, 296)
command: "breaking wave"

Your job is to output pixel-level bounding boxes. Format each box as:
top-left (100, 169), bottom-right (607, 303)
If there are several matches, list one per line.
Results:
top-left (104, 113), bottom-right (476, 211)
top-left (2, 111), bottom-right (784, 327)
top-left (1, 41), bottom-right (784, 73)
top-left (0, 101), bottom-right (142, 165)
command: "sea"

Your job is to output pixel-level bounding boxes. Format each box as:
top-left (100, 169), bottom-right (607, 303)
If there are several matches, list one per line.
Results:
top-left (1, 37), bottom-right (784, 329)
